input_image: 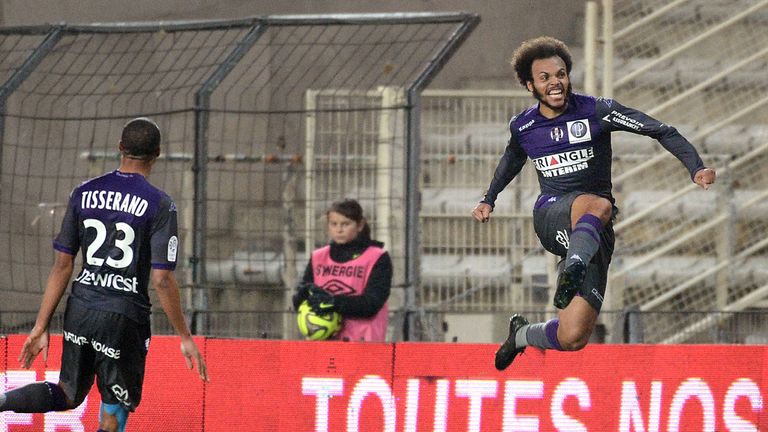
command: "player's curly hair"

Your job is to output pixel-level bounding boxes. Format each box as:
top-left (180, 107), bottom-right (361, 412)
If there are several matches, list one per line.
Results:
top-left (121, 117), bottom-right (161, 160)
top-left (510, 36), bottom-right (572, 87)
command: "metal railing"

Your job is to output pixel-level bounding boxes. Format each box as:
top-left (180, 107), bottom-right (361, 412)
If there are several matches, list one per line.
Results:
top-left (4, 309), bottom-right (767, 345)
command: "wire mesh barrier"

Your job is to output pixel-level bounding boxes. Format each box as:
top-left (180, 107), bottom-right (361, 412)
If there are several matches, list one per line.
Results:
top-left (599, 0), bottom-right (768, 341)
top-left (2, 5), bottom-right (767, 344)
top-left (0, 14), bottom-right (480, 340)
top-left (419, 90), bottom-right (548, 313)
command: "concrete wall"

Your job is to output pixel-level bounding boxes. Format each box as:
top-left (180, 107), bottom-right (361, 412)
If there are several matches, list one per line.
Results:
top-left (0, 0), bottom-right (586, 89)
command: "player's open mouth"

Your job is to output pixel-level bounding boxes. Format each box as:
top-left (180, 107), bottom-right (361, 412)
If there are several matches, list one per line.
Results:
top-left (548, 88), bottom-right (563, 96)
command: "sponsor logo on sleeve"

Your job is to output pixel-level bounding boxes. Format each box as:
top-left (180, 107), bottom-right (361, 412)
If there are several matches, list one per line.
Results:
top-left (168, 236), bottom-right (178, 262)
top-left (602, 110), bottom-right (644, 130)
top-left (518, 119), bottom-right (535, 132)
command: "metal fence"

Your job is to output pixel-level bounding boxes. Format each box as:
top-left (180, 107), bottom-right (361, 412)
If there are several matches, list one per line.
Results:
top-left (4, 309), bottom-right (767, 345)
top-left (595, 0), bottom-right (768, 341)
top-left (3, 5), bottom-right (768, 345)
top-left (0, 14), bottom-right (480, 339)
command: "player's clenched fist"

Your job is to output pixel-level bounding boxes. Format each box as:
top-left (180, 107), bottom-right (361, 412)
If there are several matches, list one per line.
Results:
top-left (472, 203), bottom-right (493, 223)
top-left (693, 167), bottom-right (716, 190)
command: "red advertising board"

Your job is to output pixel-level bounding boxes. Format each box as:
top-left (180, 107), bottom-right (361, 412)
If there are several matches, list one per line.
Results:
top-left (1, 335), bottom-right (205, 431)
top-left (2, 336), bottom-right (767, 431)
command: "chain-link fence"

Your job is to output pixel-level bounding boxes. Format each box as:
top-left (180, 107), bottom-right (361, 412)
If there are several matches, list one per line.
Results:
top-left (3, 5), bottom-right (767, 344)
top-left (0, 14), bottom-right (480, 340)
top-left (598, 0), bottom-right (768, 341)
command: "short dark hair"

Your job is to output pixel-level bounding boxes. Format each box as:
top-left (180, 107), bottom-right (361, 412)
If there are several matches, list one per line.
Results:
top-left (510, 36), bottom-right (573, 87)
top-left (121, 117), bottom-right (161, 159)
top-left (328, 198), bottom-right (371, 240)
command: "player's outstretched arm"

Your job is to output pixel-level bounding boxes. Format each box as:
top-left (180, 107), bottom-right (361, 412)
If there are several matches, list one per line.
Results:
top-left (19, 251), bottom-right (74, 369)
top-left (693, 167), bottom-right (716, 190)
top-left (151, 268), bottom-right (209, 382)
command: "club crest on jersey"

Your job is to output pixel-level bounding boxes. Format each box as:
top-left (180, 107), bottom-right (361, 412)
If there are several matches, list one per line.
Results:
top-left (566, 119), bottom-right (591, 144)
top-left (550, 126), bottom-right (564, 142)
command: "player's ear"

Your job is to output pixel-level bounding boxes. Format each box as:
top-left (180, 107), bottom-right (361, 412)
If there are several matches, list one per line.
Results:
top-left (118, 141), bottom-right (125, 152)
top-left (526, 81), bottom-right (533, 92)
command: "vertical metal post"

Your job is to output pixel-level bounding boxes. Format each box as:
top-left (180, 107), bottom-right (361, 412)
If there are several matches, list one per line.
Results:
top-left (376, 86), bottom-right (396, 250)
top-left (601, 0), bottom-right (614, 98)
top-left (192, 21), bottom-right (265, 334)
top-left (584, 1), bottom-right (598, 95)
top-left (715, 169), bottom-right (734, 308)
top-left (304, 89), bottom-right (318, 259)
top-left (626, 307), bottom-right (644, 343)
top-left (404, 14), bottom-right (479, 340)
top-left (0, 27), bottom-right (61, 178)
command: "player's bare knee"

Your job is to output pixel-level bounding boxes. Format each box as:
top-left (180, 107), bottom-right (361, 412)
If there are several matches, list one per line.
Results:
top-left (588, 197), bottom-right (613, 222)
top-left (558, 328), bottom-right (591, 351)
top-left (559, 335), bottom-right (589, 351)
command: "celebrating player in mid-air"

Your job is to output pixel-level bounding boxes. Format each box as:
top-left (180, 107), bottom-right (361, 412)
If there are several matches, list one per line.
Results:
top-left (0, 118), bottom-right (207, 432)
top-left (472, 36), bottom-right (716, 370)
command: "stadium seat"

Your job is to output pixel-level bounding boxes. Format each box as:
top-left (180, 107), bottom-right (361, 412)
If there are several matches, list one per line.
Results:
top-left (421, 254), bottom-right (466, 285)
top-left (622, 190), bottom-right (696, 220)
top-left (421, 254), bottom-right (514, 289)
top-left (616, 57), bottom-right (676, 88)
top-left (421, 187), bottom-right (517, 214)
top-left (734, 190), bottom-right (768, 220)
top-left (747, 124), bottom-right (768, 146)
top-left (462, 254), bottom-right (514, 288)
top-left (622, 189), bottom-right (768, 221)
top-left (673, 56), bottom-right (721, 87)
top-left (701, 124), bottom-right (747, 154)
top-left (206, 250), bottom-right (285, 285)
top-left (620, 256), bottom-right (713, 288)
top-left (463, 121), bottom-right (508, 144)
top-left (612, 132), bottom-right (659, 155)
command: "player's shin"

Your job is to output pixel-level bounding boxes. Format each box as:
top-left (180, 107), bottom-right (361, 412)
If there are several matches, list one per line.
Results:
top-left (524, 319), bottom-right (564, 350)
top-left (565, 214), bottom-right (603, 268)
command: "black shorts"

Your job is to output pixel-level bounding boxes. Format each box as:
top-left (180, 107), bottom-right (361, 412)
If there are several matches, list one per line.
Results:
top-left (58, 297), bottom-right (150, 411)
top-left (532, 191), bottom-right (616, 311)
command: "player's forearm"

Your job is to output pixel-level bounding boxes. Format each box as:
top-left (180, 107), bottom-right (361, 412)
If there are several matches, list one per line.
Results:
top-left (34, 254), bottom-right (74, 331)
top-left (483, 139), bottom-right (527, 206)
top-left (152, 271), bottom-right (193, 338)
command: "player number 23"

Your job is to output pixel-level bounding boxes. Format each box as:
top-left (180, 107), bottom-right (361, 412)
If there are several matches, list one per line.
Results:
top-left (83, 218), bottom-right (135, 268)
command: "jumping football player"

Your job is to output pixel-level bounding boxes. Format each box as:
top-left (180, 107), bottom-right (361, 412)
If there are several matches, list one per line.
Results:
top-left (472, 36), bottom-right (716, 370)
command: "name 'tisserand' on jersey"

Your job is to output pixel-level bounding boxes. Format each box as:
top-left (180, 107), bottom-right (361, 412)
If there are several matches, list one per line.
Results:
top-left (482, 93), bottom-right (705, 206)
top-left (54, 170), bottom-right (178, 324)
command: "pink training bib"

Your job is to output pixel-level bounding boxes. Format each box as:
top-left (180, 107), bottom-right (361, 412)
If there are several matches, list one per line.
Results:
top-left (311, 245), bottom-right (388, 342)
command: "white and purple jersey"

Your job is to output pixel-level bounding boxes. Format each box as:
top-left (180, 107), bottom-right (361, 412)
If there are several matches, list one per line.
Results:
top-left (54, 170), bottom-right (178, 324)
top-left (482, 93), bottom-right (705, 206)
